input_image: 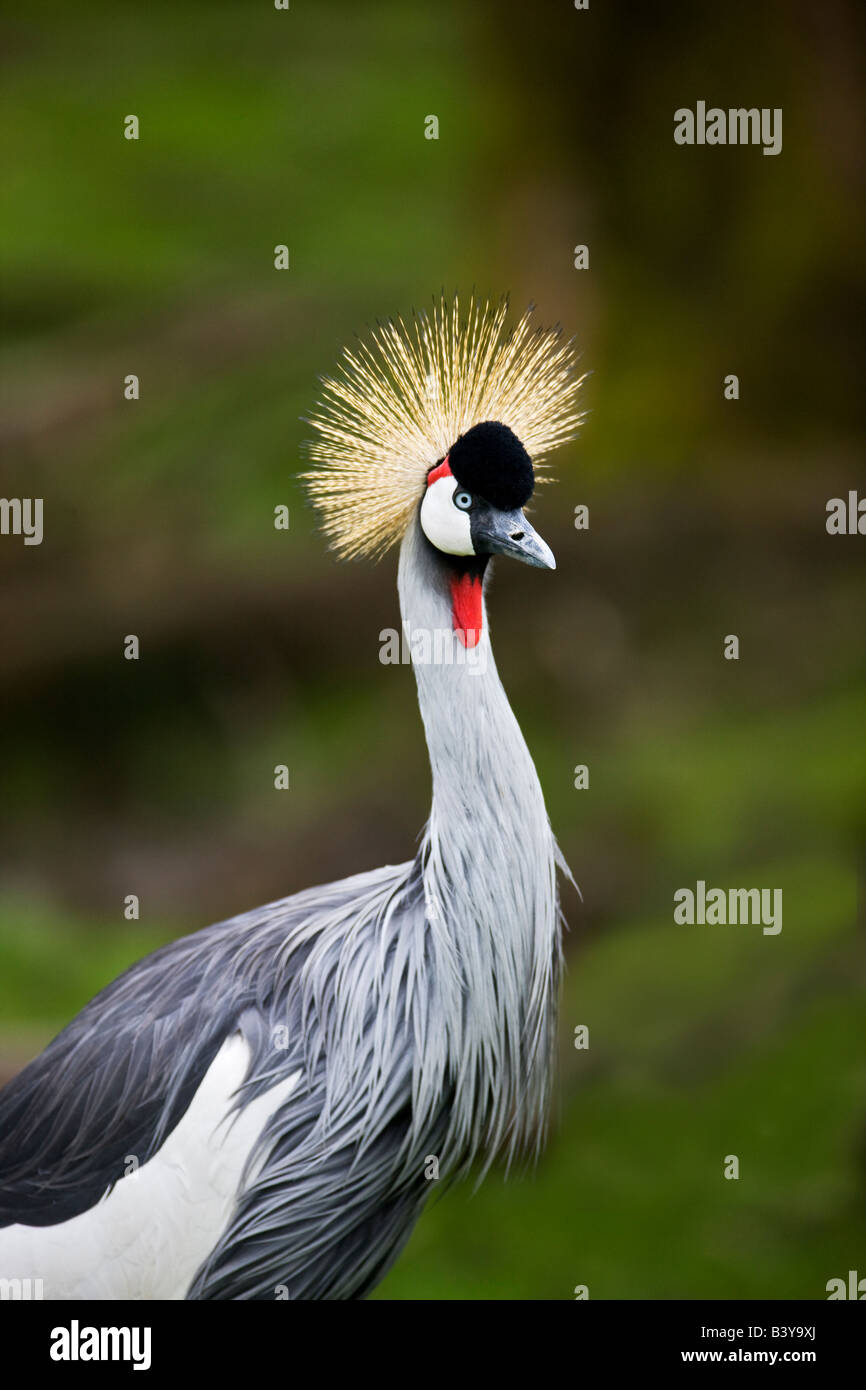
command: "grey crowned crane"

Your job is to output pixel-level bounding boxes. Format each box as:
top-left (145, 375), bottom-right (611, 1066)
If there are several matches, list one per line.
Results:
top-left (0, 296), bottom-right (584, 1299)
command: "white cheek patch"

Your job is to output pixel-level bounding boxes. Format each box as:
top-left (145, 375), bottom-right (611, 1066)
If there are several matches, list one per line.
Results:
top-left (419, 476), bottom-right (475, 556)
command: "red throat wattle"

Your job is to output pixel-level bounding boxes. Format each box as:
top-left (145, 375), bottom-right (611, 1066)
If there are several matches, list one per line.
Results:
top-left (450, 571), bottom-right (483, 648)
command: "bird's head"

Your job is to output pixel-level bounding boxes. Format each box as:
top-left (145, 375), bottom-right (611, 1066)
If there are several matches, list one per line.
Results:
top-left (419, 419), bottom-right (555, 572)
top-left (302, 296), bottom-right (583, 645)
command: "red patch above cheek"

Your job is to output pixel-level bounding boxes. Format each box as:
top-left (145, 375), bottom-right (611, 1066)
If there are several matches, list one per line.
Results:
top-left (450, 572), bottom-right (483, 648)
top-left (426, 456), bottom-right (452, 486)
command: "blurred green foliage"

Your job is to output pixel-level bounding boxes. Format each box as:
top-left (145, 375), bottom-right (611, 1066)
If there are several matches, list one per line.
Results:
top-left (1, 0), bottom-right (864, 1298)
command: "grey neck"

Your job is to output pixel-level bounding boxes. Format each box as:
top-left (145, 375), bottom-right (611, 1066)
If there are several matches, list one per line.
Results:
top-left (396, 520), bottom-right (561, 1164)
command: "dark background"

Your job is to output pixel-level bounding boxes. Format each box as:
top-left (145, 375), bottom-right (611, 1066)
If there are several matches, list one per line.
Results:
top-left (1, 0), bottom-right (864, 1297)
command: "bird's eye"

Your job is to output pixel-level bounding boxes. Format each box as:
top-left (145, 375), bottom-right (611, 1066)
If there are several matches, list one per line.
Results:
top-left (453, 490), bottom-right (473, 511)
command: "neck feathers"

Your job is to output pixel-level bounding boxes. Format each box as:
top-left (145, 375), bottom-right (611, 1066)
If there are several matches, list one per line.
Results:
top-left (397, 522), bottom-right (562, 1165)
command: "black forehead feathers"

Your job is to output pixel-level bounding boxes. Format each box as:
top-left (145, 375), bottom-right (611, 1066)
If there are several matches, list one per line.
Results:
top-left (448, 420), bottom-right (534, 510)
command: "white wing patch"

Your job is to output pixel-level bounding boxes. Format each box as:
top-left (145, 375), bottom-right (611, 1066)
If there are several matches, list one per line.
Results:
top-left (0, 1033), bottom-right (300, 1300)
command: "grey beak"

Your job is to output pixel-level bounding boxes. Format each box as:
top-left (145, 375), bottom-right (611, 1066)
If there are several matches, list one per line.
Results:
top-left (471, 506), bottom-right (556, 570)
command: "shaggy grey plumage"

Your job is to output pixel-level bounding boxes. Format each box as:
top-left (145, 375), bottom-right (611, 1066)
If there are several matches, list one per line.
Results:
top-left (0, 520), bottom-right (565, 1299)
